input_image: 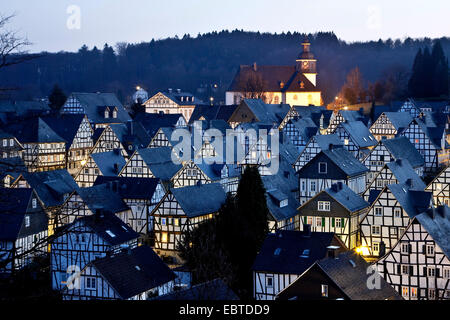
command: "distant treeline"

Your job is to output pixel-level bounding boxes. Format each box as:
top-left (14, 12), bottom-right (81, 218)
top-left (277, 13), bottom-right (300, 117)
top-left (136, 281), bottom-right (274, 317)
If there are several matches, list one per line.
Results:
top-left (0, 30), bottom-right (449, 105)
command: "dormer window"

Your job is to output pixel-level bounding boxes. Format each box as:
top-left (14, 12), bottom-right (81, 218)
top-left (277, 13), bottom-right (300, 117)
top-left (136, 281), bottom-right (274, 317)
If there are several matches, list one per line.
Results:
top-left (112, 109), bottom-right (117, 119)
top-left (181, 97), bottom-right (184, 102)
top-left (104, 109), bottom-right (110, 119)
top-left (280, 199), bottom-right (288, 208)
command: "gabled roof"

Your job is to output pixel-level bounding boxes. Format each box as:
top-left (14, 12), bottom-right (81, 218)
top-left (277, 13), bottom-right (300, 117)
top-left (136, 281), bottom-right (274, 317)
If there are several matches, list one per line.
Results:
top-left (109, 122), bottom-right (152, 155)
top-left (93, 176), bottom-right (159, 200)
top-left (387, 183), bottom-right (432, 219)
top-left (76, 184), bottom-right (129, 214)
top-left (292, 106), bottom-right (332, 128)
top-left (252, 230), bottom-right (342, 274)
top-left (189, 105), bottom-right (237, 124)
top-left (381, 136), bottom-right (425, 168)
top-left (382, 112), bottom-right (413, 131)
top-left (228, 65), bottom-right (318, 92)
top-left (91, 151), bottom-right (126, 176)
top-left (240, 99), bottom-right (291, 125)
top-left (0, 188), bottom-right (33, 241)
top-left (320, 147), bottom-right (368, 177)
top-left (40, 114), bottom-right (87, 149)
top-left (91, 245), bottom-right (175, 300)
top-left (415, 206), bottom-right (450, 257)
top-left (385, 159), bottom-right (426, 190)
top-left (325, 183), bottom-right (369, 212)
top-left (0, 100), bottom-right (50, 120)
top-left (4, 118), bottom-right (66, 143)
top-left (134, 113), bottom-right (184, 138)
top-left (77, 212), bottom-right (138, 246)
top-left (170, 183), bottom-right (227, 218)
top-left (22, 170), bottom-right (78, 207)
top-left (339, 110), bottom-right (367, 124)
top-left (313, 134), bottom-right (344, 150)
top-left (286, 117), bottom-right (318, 142)
top-left (137, 147), bottom-right (182, 180)
top-left (68, 92), bottom-right (131, 124)
top-left (280, 251), bottom-right (402, 300)
top-left (154, 278), bottom-right (239, 300)
top-left (153, 90), bottom-right (203, 106)
top-left (0, 156), bottom-right (27, 181)
top-left (339, 121), bottom-right (377, 148)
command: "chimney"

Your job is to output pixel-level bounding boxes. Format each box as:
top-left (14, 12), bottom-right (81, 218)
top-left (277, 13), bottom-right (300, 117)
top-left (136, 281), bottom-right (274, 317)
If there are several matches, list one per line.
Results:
top-left (303, 224), bottom-right (311, 237)
top-left (396, 158), bottom-right (402, 166)
top-left (168, 88), bottom-right (173, 93)
top-left (405, 178), bottom-right (412, 188)
top-left (327, 246), bottom-right (340, 259)
top-left (176, 89), bottom-right (181, 94)
top-left (328, 143), bottom-right (334, 151)
top-left (253, 62), bottom-right (257, 72)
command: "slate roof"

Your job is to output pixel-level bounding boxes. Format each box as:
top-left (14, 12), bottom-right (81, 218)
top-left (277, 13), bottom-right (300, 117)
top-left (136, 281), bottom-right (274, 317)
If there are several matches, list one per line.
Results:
top-left (287, 251), bottom-right (402, 300)
top-left (68, 92), bottom-right (131, 124)
top-left (381, 136), bottom-right (425, 168)
top-left (91, 151), bottom-right (126, 176)
top-left (339, 121), bottom-right (377, 148)
top-left (387, 183), bottom-right (432, 219)
top-left (189, 105), bottom-right (237, 124)
top-left (325, 183), bottom-right (369, 212)
top-left (293, 106), bottom-right (332, 128)
top-left (109, 122), bottom-right (152, 155)
top-left (228, 65), bottom-right (319, 93)
top-left (155, 91), bottom-right (203, 106)
top-left (77, 212), bottom-right (138, 246)
top-left (76, 184), bottom-right (129, 214)
top-left (91, 245), bottom-right (175, 300)
top-left (339, 110), bottom-right (367, 125)
top-left (240, 99), bottom-right (291, 125)
top-left (0, 156), bottom-right (27, 181)
top-left (22, 170), bottom-right (78, 207)
top-left (0, 188), bottom-right (33, 241)
top-left (4, 118), bottom-right (66, 144)
top-left (385, 159), bottom-right (426, 190)
top-left (170, 183), bottom-right (227, 218)
top-left (138, 147), bottom-right (182, 180)
top-left (313, 134), bottom-right (344, 150)
top-left (320, 147), bottom-right (368, 177)
top-left (40, 114), bottom-right (87, 149)
top-left (93, 176), bottom-right (159, 200)
top-left (0, 100), bottom-right (51, 122)
top-left (252, 230), bottom-right (341, 274)
top-left (154, 279), bottom-right (239, 300)
top-left (134, 113), bottom-right (184, 138)
top-left (286, 117), bottom-right (318, 142)
top-left (382, 112), bottom-right (413, 132)
top-left (415, 206), bottom-right (450, 257)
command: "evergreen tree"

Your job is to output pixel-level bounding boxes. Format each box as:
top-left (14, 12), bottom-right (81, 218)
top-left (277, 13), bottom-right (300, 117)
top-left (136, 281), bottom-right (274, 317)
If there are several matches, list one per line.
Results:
top-left (48, 84), bottom-right (67, 111)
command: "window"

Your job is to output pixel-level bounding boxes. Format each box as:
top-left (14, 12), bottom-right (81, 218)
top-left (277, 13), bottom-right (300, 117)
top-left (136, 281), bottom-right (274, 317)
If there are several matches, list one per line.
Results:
top-left (301, 181), bottom-right (306, 192)
top-left (266, 276), bottom-right (273, 288)
top-left (161, 218), bottom-right (167, 226)
top-left (401, 286), bottom-right (409, 298)
top-left (374, 207), bottom-right (382, 216)
top-left (25, 216), bottom-right (30, 228)
top-left (373, 242), bottom-right (379, 253)
top-left (321, 284), bottom-right (328, 297)
top-left (32, 198), bottom-right (37, 209)
top-left (427, 267), bottom-right (435, 277)
top-left (401, 243), bottom-right (409, 254)
top-left (444, 268), bottom-right (450, 279)
top-left (394, 208), bottom-right (401, 218)
top-left (9, 139), bottom-right (14, 146)
top-left (161, 232), bottom-right (168, 243)
top-left (316, 218), bottom-right (322, 227)
top-left (174, 218), bottom-right (179, 227)
top-left (318, 162), bottom-right (327, 174)
top-left (335, 218), bottom-right (342, 228)
top-left (428, 289), bottom-right (436, 300)
top-left (426, 244), bottom-right (435, 256)
top-left (104, 110), bottom-right (109, 119)
top-left (310, 181), bottom-right (316, 192)
top-left (86, 277), bottom-right (96, 289)
top-left (401, 265), bottom-right (409, 275)
top-left (112, 110), bottom-right (117, 118)
top-left (410, 287), bottom-right (417, 298)
top-left (318, 201), bottom-right (330, 211)
top-left (372, 225), bottom-right (381, 235)
top-left (344, 138), bottom-right (349, 145)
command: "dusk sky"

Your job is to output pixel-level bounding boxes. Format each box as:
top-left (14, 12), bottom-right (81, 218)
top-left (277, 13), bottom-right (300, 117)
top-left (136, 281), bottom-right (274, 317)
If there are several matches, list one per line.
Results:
top-left (1, 0), bottom-right (449, 53)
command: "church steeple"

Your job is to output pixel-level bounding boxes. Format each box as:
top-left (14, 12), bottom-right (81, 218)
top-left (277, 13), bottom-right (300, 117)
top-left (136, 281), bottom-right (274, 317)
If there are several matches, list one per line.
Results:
top-left (296, 38), bottom-right (317, 86)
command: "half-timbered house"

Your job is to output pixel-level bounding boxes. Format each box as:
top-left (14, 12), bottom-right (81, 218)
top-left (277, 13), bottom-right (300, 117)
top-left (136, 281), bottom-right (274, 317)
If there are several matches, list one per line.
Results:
top-left (369, 112), bottom-right (413, 141)
top-left (359, 182), bottom-right (432, 260)
top-left (148, 127), bottom-right (176, 149)
top-left (119, 147), bottom-right (181, 182)
top-left (278, 105), bottom-right (331, 132)
top-left (276, 251), bottom-right (402, 300)
top-left (334, 120), bottom-right (377, 161)
top-left (425, 165), bottom-right (450, 206)
top-left (50, 212), bottom-right (139, 292)
top-left (376, 205), bottom-right (450, 300)
top-left (363, 136), bottom-right (425, 186)
top-left (151, 183), bottom-right (227, 263)
top-left (399, 99), bottom-right (421, 118)
top-left (297, 145), bottom-right (368, 204)
top-left (62, 245), bottom-right (175, 300)
top-left (252, 229), bottom-right (347, 300)
top-left (134, 112), bottom-right (186, 140)
top-left (282, 117), bottom-right (318, 152)
top-left (4, 118), bottom-right (66, 172)
top-left (297, 182), bottom-right (369, 249)
top-left (0, 130), bottom-right (23, 160)
top-left (93, 176), bottom-right (164, 234)
top-left (74, 150), bottom-right (126, 187)
top-left (293, 134), bottom-right (344, 172)
top-left (326, 109), bottom-right (366, 134)
top-left (60, 92), bottom-right (132, 129)
top-left (0, 188), bottom-right (48, 274)
top-left (0, 157), bottom-right (26, 187)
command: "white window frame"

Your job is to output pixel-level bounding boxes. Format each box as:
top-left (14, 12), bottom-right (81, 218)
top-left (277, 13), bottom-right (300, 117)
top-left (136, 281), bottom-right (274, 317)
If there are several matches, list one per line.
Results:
top-left (318, 201), bottom-right (330, 212)
top-left (321, 284), bottom-right (328, 297)
top-left (318, 162), bottom-right (327, 174)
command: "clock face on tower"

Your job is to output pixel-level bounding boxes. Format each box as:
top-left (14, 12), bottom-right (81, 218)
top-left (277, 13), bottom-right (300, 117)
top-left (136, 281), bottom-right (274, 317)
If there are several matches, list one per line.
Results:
top-left (303, 61), bottom-right (308, 68)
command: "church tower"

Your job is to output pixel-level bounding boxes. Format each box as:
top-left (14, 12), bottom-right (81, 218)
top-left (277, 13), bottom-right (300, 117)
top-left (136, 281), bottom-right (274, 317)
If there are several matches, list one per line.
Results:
top-left (296, 38), bottom-right (317, 86)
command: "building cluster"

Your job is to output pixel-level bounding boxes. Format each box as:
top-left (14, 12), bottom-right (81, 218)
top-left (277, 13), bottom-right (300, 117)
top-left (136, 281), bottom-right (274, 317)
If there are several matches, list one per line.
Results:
top-left (0, 41), bottom-right (449, 301)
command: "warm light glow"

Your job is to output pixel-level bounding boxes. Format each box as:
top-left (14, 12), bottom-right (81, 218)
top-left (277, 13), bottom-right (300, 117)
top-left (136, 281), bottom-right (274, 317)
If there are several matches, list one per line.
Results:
top-left (355, 246), bottom-right (370, 256)
top-left (136, 86), bottom-right (141, 91)
top-left (80, 160), bottom-right (87, 166)
top-left (343, 106), bottom-right (348, 110)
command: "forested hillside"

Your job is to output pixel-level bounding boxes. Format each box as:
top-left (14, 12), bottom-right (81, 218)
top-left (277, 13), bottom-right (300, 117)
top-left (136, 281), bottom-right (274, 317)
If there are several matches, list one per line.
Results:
top-left (0, 30), bottom-right (449, 104)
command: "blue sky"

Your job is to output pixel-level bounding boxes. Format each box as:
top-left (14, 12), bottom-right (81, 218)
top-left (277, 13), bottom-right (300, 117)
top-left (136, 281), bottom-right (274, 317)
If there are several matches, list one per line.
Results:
top-left (1, 0), bottom-right (449, 53)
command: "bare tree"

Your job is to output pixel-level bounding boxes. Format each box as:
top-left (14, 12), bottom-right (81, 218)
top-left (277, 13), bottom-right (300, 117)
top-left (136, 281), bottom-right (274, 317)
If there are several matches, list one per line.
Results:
top-left (236, 70), bottom-right (268, 102)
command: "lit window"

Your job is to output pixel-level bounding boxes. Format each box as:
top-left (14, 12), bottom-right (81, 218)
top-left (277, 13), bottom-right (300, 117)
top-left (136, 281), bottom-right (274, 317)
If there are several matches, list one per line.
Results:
top-left (373, 242), bottom-right (380, 253)
top-left (174, 218), bottom-right (179, 227)
top-left (161, 232), bottom-right (168, 243)
top-left (25, 216), bottom-right (30, 228)
top-left (104, 110), bottom-right (109, 119)
top-left (410, 287), bottom-right (417, 298)
top-left (401, 286), bottom-right (409, 297)
top-left (372, 226), bottom-right (381, 235)
top-left (321, 284), bottom-right (328, 297)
